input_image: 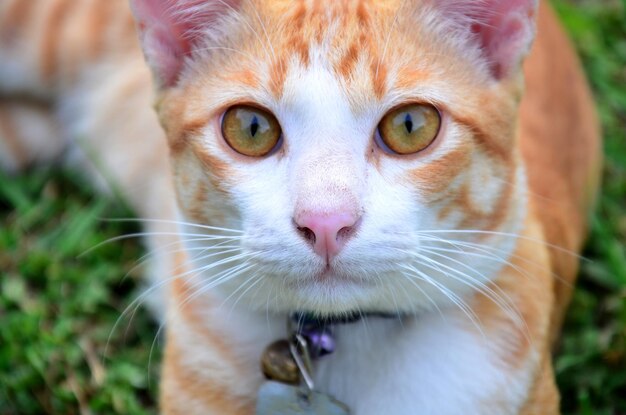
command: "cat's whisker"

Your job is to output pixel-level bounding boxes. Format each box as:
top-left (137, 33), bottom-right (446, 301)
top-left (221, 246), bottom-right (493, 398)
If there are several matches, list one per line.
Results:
top-left (122, 250), bottom-right (256, 382)
top-left (173, 248), bottom-right (248, 287)
top-left (400, 264), bottom-right (485, 337)
top-left (116, 238), bottom-right (241, 286)
top-left (187, 246), bottom-right (246, 264)
top-left (224, 272), bottom-right (266, 316)
top-left (422, 239), bottom-right (548, 270)
top-left (105, 248), bottom-right (250, 359)
top-left (397, 268), bottom-right (448, 325)
top-left (413, 248), bottom-right (529, 339)
top-left (148, 322), bottom-right (164, 388)
top-left (141, 241), bottom-right (253, 377)
top-left (80, 232), bottom-right (242, 258)
top-left (177, 263), bottom-right (259, 314)
top-left (417, 233), bottom-right (536, 282)
top-left (123, 244), bottom-right (243, 285)
top-left (118, 246), bottom-right (246, 330)
top-left (175, 262), bottom-right (246, 303)
top-left (417, 249), bottom-right (521, 325)
top-left (265, 279), bottom-right (274, 330)
top-left (370, 269), bottom-right (384, 298)
top-left (419, 243), bottom-right (534, 282)
top-left (248, 278), bottom-right (271, 317)
top-left (222, 272), bottom-right (259, 308)
top-left (359, 306), bottom-right (374, 343)
top-left (382, 276), bottom-right (407, 327)
top-left (101, 217), bottom-right (244, 234)
top-left (154, 250), bottom-right (254, 285)
top-left (416, 229), bottom-right (586, 259)
top-left (418, 234), bottom-right (574, 287)
top-left (148, 263), bottom-right (256, 367)
top-left (125, 247), bottom-right (252, 316)
top-left (106, 272), bottom-right (188, 361)
top-left (178, 261), bottom-right (258, 310)
top-left (153, 242), bottom-right (242, 262)
top-left (177, 252), bottom-right (258, 300)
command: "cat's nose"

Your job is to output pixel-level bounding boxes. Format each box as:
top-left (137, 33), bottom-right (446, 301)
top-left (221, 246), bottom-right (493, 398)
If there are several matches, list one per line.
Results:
top-left (294, 212), bottom-right (360, 261)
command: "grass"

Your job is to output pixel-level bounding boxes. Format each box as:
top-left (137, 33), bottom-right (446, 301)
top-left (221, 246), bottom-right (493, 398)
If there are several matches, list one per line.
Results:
top-left (0, 1), bottom-right (625, 414)
top-left (552, 1), bottom-right (626, 413)
top-left (0, 171), bottom-right (159, 414)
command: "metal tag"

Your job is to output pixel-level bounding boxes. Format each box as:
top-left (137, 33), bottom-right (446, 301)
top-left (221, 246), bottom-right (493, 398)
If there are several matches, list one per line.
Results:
top-left (256, 381), bottom-right (350, 415)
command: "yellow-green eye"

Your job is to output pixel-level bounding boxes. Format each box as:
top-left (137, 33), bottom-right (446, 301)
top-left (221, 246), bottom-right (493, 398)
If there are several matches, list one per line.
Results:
top-left (378, 104), bottom-right (441, 155)
top-left (221, 105), bottom-right (282, 157)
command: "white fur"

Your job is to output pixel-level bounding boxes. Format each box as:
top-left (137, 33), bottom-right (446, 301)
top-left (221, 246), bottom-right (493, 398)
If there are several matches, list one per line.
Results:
top-left (315, 313), bottom-right (535, 415)
top-left (183, 52), bottom-right (526, 319)
top-left (180, 299), bottom-right (536, 415)
top-left (172, 51), bottom-right (534, 414)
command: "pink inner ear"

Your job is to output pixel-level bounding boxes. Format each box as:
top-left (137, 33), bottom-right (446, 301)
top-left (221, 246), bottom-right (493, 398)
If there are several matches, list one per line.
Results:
top-left (474, 0), bottom-right (536, 78)
top-left (130, 0), bottom-right (241, 87)
top-left (447, 0), bottom-right (537, 79)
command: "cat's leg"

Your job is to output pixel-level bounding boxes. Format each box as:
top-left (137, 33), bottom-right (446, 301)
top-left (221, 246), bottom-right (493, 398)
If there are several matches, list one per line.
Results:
top-left (0, 99), bottom-right (65, 172)
top-left (519, 354), bottom-right (559, 415)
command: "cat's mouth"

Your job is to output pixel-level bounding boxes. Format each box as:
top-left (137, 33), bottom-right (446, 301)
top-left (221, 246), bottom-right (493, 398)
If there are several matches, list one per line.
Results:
top-left (300, 265), bottom-right (370, 287)
top-left (316, 266), bottom-right (338, 281)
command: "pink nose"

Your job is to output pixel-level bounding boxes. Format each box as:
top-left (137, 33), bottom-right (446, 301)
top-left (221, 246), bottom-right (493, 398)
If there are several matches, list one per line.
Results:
top-left (295, 211), bottom-right (360, 261)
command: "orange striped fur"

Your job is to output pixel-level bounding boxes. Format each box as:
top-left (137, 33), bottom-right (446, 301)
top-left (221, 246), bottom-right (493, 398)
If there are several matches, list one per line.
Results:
top-left (0, 0), bottom-right (601, 414)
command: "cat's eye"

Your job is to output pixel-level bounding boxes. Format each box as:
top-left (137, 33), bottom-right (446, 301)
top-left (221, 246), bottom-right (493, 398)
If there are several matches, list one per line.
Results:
top-left (221, 105), bottom-right (282, 157)
top-left (377, 104), bottom-right (441, 155)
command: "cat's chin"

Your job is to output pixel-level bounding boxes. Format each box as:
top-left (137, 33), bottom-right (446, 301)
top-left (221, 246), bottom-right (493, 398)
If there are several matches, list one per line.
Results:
top-left (310, 268), bottom-right (368, 285)
top-left (286, 265), bottom-right (376, 290)
top-left (274, 271), bottom-right (396, 315)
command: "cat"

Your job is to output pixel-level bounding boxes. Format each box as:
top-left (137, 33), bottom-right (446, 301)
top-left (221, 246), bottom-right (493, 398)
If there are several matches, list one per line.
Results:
top-left (0, 0), bottom-right (601, 414)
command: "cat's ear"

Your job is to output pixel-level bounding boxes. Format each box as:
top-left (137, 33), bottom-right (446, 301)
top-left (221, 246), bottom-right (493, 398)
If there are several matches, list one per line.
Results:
top-left (129, 0), bottom-right (241, 87)
top-left (437, 0), bottom-right (538, 79)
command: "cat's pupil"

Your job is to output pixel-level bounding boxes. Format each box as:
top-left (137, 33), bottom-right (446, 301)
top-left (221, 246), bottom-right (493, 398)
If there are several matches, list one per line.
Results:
top-left (250, 116), bottom-right (259, 137)
top-left (404, 113), bottom-right (413, 134)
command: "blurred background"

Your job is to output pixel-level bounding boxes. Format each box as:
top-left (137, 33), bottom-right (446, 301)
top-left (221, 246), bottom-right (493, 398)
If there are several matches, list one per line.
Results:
top-left (1, 0), bottom-right (625, 414)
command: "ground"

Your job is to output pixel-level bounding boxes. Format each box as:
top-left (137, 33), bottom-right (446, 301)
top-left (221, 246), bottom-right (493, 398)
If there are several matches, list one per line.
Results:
top-left (0, 1), bottom-right (624, 414)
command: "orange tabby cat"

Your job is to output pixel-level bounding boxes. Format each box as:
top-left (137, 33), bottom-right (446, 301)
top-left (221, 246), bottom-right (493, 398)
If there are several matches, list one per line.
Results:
top-left (0, 0), bottom-right (601, 414)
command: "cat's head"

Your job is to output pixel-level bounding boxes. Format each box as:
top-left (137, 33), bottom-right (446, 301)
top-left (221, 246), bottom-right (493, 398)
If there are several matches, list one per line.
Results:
top-left (130, 0), bottom-right (537, 316)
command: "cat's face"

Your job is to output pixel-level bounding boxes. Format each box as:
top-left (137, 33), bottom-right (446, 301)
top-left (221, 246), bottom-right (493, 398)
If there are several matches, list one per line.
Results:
top-left (133, 0), bottom-right (537, 315)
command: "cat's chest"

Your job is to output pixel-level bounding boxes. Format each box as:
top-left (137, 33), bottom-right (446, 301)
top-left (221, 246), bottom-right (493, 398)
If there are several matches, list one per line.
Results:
top-left (310, 314), bottom-right (531, 415)
top-left (211, 299), bottom-right (533, 415)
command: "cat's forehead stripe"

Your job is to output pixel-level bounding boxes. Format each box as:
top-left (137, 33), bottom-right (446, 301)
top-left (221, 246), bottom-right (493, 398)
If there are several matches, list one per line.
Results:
top-left (260, 0), bottom-right (391, 100)
top-left (269, 56), bottom-right (288, 98)
top-left (225, 70), bottom-right (261, 89)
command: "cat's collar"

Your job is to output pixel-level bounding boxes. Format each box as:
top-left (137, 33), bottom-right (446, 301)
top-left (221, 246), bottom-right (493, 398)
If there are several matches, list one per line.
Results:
top-left (289, 311), bottom-right (398, 359)
top-left (258, 311), bottom-right (399, 412)
top-left (260, 311), bottom-right (399, 386)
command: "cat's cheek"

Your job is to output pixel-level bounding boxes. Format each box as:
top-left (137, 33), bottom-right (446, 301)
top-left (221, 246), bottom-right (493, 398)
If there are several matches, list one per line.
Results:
top-left (168, 136), bottom-right (249, 230)
top-left (233, 160), bottom-right (297, 236)
top-left (369, 115), bottom-right (468, 197)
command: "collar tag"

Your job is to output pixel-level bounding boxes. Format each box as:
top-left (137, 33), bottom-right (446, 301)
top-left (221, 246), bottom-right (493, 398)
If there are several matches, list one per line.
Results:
top-left (258, 314), bottom-right (351, 414)
top-left (256, 381), bottom-right (350, 415)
